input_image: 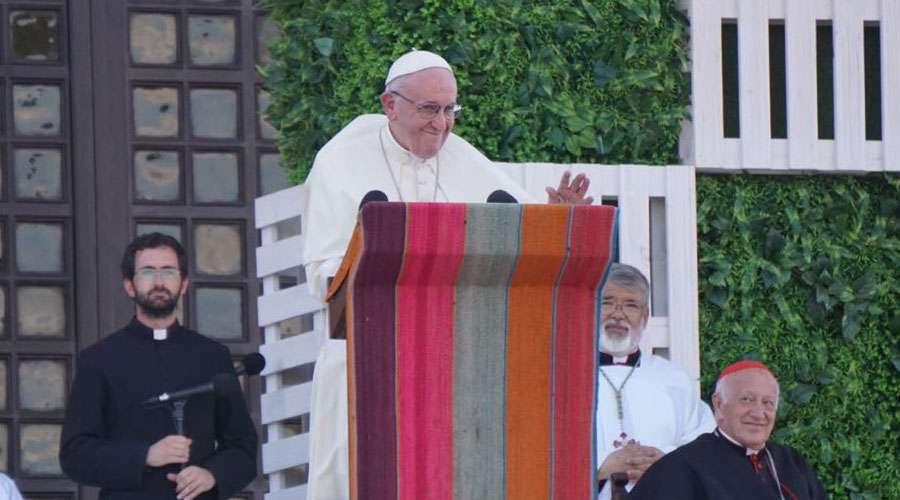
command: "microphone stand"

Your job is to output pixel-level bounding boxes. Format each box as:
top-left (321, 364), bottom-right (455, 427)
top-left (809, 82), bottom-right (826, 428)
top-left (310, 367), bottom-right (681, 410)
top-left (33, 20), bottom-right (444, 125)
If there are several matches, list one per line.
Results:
top-left (170, 400), bottom-right (187, 470)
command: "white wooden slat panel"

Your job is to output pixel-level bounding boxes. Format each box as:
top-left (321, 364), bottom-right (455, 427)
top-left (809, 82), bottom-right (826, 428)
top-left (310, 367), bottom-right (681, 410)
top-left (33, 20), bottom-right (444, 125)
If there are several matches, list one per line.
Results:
top-left (717, 0), bottom-right (738, 21)
top-left (663, 166), bottom-right (701, 381)
top-left (785, 0), bottom-right (818, 169)
top-left (258, 285), bottom-right (325, 327)
top-left (884, 0), bottom-right (900, 171)
top-left (763, 0), bottom-right (785, 19)
top-left (861, 0), bottom-right (881, 21)
top-left (769, 139), bottom-right (788, 170)
top-left (259, 224), bottom-right (289, 493)
top-left (617, 167), bottom-right (652, 284)
top-left (722, 138), bottom-right (741, 170)
top-left (261, 382), bottom-right (314, 425)
top-left (641, 319), bottom-right (670, 355)
top-left (690, 0), bottom-right (726, 168)
top-left (256, 234), bottom-right (305, 278)
top-left (494, 163), bottom-right (525, 188)
top-left (816, 141), bottom-right (834, 169)
top-left (813, 0), bottom-right (831, 19)
top-left (833, 1), bottom-right (868, 170)
top-left (495, 163), bottom-right (663, 201)
top-left (866, 142), bottom-right (883, 171)
top-left (738, 0), bottom-right (771, 169)
top-left (260, 329), bottom-right (325, 376)
top-left (265, 485), bottom-right (307, 500)
top-left (262, 433), bottom-right (309, 474)
top-left (255, 184), bottom-right (306, 229)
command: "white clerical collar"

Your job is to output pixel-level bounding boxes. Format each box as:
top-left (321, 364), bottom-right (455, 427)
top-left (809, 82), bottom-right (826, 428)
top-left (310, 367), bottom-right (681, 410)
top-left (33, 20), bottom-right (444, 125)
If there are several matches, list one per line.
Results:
top-left (716, 428), bottom-right (763, 454)
top-left (153, 328), bottom-right (168, 341)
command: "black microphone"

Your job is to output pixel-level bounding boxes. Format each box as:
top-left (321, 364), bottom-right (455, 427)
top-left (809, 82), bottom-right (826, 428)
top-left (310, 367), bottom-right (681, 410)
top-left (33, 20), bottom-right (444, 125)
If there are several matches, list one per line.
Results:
top-left (359, 190), bottom-right (388, 210)
top-left (237, 352), bottom-right (266, 376)
top-left (142, 373), bottom-right (233, 406)
top-left (142, 353), bottom-right (265, 406)
top-left (486, 190), bottom-right (518, 203)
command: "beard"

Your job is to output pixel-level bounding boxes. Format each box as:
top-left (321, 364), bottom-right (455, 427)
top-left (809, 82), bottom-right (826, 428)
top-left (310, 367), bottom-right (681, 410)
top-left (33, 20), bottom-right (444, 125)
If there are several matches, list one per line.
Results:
top-left (133, 287), bottom-right (180, 319)
top-left (600, 320), bottom-right (643, 355)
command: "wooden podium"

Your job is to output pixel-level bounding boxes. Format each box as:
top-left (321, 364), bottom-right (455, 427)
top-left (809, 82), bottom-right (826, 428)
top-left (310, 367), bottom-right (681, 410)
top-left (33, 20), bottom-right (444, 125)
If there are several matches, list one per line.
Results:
top-left (329, 201), bottom-right (617, 500)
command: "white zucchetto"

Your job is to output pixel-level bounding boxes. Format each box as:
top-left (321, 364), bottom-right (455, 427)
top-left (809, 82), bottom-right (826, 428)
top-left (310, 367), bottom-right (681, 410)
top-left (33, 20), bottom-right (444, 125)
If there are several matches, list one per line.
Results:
top-left (385, 49), bottom-right (453, 86)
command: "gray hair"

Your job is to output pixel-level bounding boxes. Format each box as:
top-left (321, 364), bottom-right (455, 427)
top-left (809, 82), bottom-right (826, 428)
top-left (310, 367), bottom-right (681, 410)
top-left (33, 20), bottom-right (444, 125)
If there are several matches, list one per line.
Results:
top-left (604, 263), bottom-right (650, 304)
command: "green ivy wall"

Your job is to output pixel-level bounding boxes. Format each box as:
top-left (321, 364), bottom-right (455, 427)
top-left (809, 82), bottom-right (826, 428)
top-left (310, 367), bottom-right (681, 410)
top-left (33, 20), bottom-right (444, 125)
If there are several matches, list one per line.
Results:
top-left (263, 0), bottom-right (899, 497)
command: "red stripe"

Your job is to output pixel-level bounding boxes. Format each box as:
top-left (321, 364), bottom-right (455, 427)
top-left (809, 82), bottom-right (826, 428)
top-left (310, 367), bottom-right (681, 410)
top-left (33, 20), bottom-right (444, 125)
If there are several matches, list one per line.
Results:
top-left (395, 203), bottom-right (466, 500)
top-left (552, 205), bottom-right (616, 499)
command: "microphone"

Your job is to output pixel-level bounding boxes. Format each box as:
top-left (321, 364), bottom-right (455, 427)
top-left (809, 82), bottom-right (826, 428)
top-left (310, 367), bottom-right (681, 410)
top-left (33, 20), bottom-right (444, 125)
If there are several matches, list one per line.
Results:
top-left (142, 353), bottom-right (266, 406)
top-left (237, 352), bottom-right (266, 376)
top-left (359, 190), bottom-right (388, 210)
top-left (486, 190), bottom-right (518, 203)
top-left (142, 373), bottom-right (233, 406)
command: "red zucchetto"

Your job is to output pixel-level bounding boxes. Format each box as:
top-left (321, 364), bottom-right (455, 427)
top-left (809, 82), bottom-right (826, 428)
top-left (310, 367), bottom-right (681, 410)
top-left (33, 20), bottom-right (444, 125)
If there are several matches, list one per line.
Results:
top-left (717, 359), bottom-right (772, 380)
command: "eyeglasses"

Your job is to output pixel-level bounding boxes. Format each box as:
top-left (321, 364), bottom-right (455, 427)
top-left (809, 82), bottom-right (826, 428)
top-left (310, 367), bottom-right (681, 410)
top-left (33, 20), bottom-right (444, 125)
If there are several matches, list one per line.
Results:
top-left (135, 267), bottom-right (180, 280)
top-left (600, 298), bottom-right (646, 318)
top-left (390, 91), bottom-right (462, 119)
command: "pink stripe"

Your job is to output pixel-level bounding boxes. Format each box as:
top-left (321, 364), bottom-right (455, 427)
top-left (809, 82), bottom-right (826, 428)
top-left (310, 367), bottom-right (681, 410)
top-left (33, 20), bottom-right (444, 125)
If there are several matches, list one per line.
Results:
top-left (552, 206), bottom-right (616, 499)
top-left (395, 203), bottom-right (466, 500)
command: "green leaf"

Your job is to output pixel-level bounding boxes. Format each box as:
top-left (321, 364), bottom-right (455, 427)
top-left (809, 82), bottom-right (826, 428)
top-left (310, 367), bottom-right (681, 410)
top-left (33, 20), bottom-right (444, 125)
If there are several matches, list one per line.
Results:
top-left (625, 41), bottom-right (640, 61)
top-left (788, 383), bottom-right (817, 404)
top-left (313, 37), bottom-right (334, 57)
top-left (565, 115), bottom-right (591, 133)
top-left (841, 304), bottom-right (863, 341)
top-left (592, 61), bottom-right (617, 87)
top-left (763, 228), bottom-right (785, 260)
top-left (852, 269), bottom-right (877, 301)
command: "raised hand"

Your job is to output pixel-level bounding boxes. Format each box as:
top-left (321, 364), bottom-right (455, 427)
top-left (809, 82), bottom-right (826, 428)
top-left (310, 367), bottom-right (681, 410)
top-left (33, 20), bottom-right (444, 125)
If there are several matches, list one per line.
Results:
top-left (546, 170), bottom-right (594, 205)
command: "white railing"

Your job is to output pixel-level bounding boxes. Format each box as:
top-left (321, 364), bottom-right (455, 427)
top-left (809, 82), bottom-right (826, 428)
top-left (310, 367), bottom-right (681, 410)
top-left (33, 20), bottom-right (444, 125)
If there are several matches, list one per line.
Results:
top-left (684, 0), bottom-right (900, 172)
top-left (255, 163), bottom-right (700, 499)
top-left (255, 183), bottom-right (326, 500)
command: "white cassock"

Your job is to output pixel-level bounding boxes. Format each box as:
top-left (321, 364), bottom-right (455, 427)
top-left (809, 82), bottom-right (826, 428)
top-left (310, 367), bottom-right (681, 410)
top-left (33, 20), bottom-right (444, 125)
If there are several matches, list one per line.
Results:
top-left (303, 113), bottom-right (533, 500)
top-left (595, 353), bottom-right (716, 499)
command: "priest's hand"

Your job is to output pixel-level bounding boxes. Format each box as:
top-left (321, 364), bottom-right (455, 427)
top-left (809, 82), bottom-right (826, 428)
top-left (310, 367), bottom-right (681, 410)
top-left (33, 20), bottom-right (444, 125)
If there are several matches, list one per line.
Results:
top-left (597, 444), bottom-right (664, 483)
top-left (546, 171), bottom-right (594, 205)
top-left (167, 466), bottom-right (215, 500)
top-left (146, 435), bottom-right (192, 467)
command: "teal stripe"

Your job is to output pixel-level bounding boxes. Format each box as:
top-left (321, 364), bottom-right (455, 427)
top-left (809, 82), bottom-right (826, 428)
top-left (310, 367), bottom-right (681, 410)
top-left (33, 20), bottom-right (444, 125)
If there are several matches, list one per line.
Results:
top-left (453, 203), bottom-right (522, 500)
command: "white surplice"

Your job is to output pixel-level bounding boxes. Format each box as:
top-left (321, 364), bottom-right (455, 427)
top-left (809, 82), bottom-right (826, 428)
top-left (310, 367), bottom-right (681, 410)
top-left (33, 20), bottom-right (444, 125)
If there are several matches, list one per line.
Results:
top-left (596, 354), bottom-right (715, 499)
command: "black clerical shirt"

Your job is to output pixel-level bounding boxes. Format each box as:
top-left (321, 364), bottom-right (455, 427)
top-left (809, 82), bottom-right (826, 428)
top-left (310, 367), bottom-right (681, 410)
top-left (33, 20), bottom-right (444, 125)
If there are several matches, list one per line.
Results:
top-left (60, 318), bottom-right (257, 499)
top-left (627, 431), bottom-right (827, 500)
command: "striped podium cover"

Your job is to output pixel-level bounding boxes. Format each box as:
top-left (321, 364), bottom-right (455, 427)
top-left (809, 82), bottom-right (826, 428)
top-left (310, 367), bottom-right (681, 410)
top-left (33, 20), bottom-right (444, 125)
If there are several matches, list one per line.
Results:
top-left (341, 201), bottom-right (617, 500)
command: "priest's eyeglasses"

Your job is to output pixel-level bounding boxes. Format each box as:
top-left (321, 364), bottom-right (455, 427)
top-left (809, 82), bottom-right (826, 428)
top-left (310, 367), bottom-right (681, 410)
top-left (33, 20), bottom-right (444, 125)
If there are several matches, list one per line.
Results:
top-left (391, 91), bottom-right (462, 119)
top-left (136, 267), bottom-right (180, 280)
top-left (600, 299), bottom-right (645, 318)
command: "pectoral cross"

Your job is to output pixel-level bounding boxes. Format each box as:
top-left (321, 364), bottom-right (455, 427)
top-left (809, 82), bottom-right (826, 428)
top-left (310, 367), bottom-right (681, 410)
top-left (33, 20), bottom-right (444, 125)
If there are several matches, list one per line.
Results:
top-left (613, 432), bottom-right (637, 448)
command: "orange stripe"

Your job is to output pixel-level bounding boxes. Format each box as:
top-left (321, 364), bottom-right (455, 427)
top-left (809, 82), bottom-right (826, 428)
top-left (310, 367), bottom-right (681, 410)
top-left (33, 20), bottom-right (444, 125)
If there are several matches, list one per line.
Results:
top-left (345, 226), bottom-right (361, 500)
top-left (504, 204), bottom-right (570, 500)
